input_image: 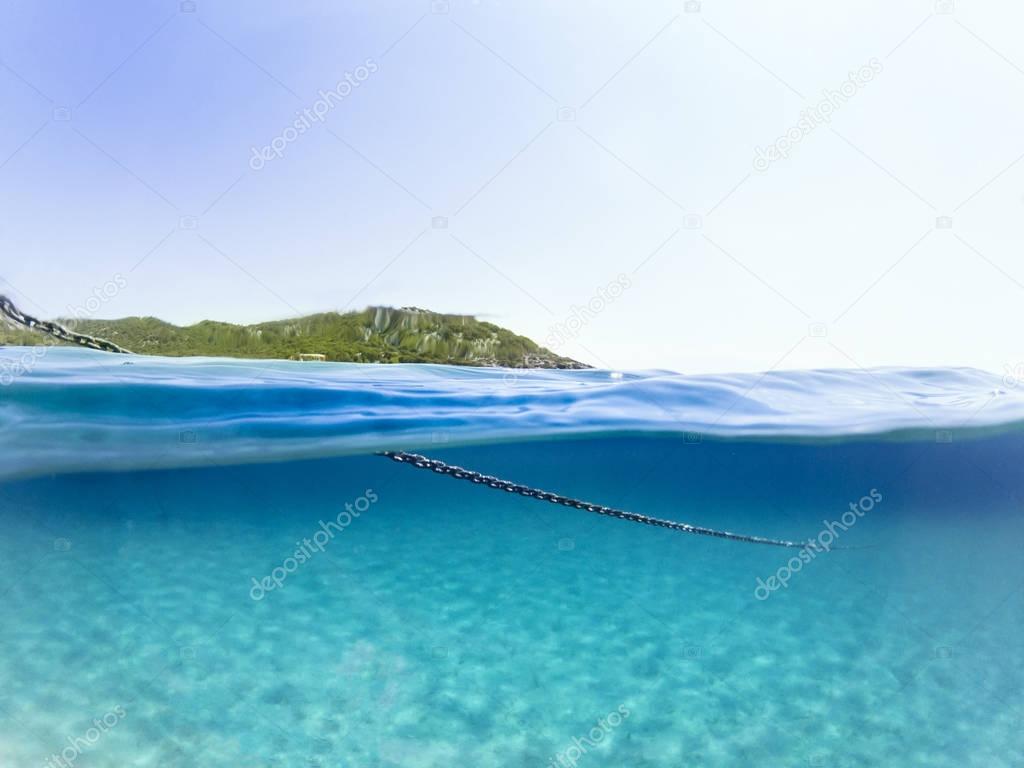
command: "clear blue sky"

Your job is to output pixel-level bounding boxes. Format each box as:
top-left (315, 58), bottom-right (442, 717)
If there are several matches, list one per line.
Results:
top-left (2, 0), bottom-right (1023, 374)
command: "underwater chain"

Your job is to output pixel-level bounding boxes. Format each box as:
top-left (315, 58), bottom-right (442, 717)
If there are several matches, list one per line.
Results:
top-left (380, 451), bottom-right (808, 548)
top-left (1, 293), bottom-right (810, 548)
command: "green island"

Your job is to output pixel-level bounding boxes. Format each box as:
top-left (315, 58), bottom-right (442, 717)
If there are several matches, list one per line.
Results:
top-left (0, 305), bottom-right (589, 368)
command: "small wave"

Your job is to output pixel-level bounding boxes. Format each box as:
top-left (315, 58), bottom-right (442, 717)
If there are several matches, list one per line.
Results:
top-left (2, 348), bottom-right (1022, 479)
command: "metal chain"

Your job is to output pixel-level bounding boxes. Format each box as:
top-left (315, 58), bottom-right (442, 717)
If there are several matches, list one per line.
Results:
top-left (0, 294), bottom-right (132, 354)
top-left (1, 292), bottom-right (823, 550)
top-left (380, 451), bottom-right (811, 548)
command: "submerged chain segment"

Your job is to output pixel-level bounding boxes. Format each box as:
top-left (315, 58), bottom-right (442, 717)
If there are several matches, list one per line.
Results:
top-left (379, 451), bottom-right (809, 548)
top-left (1, 291), bottom-right (817, 549)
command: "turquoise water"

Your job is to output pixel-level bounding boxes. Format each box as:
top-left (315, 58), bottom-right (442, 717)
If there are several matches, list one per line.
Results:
top-left (2, 349), bottom-right (1023, 766)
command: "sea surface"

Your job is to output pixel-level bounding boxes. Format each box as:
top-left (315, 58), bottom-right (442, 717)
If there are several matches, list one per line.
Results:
top-left (2, 348), bottom-right (1023, 767)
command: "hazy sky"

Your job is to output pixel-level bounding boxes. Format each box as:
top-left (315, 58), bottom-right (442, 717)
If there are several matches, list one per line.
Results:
top-left (2, 0), bottom-right (1023, 374)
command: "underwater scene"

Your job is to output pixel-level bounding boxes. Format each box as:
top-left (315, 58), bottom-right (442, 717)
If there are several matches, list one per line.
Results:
top-left (2, 349), bottom-right (1023, 767)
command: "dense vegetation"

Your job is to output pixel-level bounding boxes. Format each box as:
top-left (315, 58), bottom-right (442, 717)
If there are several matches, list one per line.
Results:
top-left (0, 306), bottom-right (588, 368)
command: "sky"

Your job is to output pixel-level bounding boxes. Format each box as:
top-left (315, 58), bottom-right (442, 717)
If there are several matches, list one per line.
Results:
top-left (1, 0), bottom-right (1023, 375)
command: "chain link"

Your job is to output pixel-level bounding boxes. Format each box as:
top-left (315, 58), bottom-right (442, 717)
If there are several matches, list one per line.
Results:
top-left (0, 294), bottom-right (132, 354)
top-left (1, 292), bottom-right (818, 549)
top-left (380, 451), bottom-right (810, 548)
